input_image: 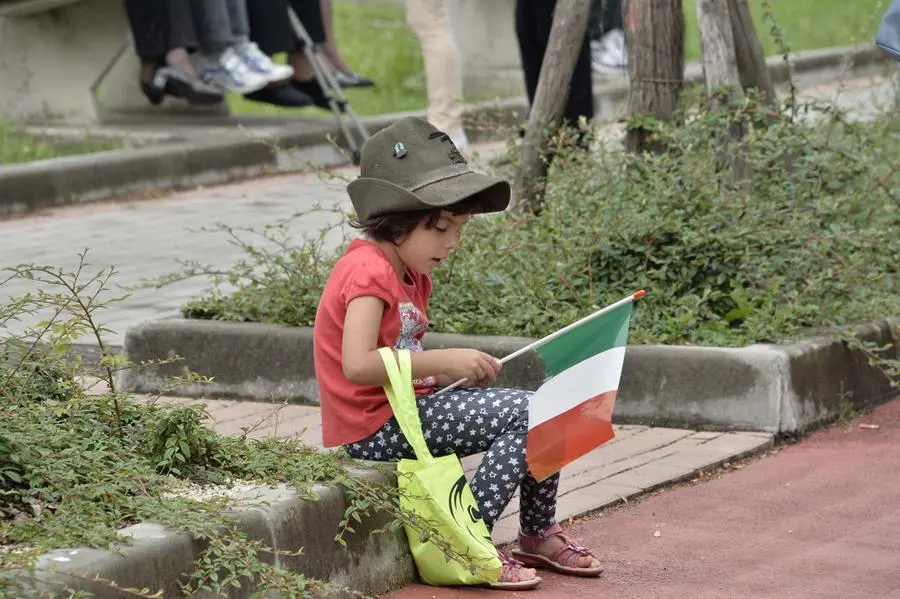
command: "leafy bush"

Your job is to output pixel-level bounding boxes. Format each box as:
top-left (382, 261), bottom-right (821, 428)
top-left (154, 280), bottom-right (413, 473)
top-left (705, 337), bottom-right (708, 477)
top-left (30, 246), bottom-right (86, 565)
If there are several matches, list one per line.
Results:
top-left (0, 377), bottom-right (341, 547)
top-left (0, 261), bottom-right (337, 596)
top-left (183, 92), bottom-right (899, 347)
top-left (1, 257), bottom-right (493, 597)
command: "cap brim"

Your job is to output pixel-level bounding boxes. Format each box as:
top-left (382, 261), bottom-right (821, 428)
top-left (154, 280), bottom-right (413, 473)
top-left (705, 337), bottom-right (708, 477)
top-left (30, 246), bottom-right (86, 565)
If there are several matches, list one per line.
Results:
top-left (416, 170), bottom-right (511, 215)
top-left (347, 171), bottom-right (511, 222)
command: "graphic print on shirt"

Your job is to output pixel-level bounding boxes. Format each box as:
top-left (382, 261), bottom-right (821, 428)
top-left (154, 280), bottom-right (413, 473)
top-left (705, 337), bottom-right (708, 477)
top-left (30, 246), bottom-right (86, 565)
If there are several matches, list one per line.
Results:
top-left (396, 301), bottom-right (436, 388)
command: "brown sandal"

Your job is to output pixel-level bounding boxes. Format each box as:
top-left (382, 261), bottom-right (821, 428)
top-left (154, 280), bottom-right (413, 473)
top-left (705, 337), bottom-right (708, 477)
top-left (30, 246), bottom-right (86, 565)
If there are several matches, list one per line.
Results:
top-left (482, 552), bottom-right (542, 591)
top-left (512, 523), bottom-right (604, 577)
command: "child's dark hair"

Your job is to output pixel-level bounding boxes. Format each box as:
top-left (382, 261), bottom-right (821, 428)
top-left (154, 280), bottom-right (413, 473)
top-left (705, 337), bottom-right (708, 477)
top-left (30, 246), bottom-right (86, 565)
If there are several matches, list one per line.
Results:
top-left (350, 194), bottom-right (483, 244)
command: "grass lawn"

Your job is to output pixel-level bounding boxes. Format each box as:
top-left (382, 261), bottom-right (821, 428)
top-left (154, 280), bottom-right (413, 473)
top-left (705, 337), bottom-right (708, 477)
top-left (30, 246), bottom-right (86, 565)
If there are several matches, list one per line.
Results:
top-left (232, 0), bottom-right (887, 119)
top-left (0, 122), bottom-right (119, 165)
top-left (682, 0), bottom-right (889, 62)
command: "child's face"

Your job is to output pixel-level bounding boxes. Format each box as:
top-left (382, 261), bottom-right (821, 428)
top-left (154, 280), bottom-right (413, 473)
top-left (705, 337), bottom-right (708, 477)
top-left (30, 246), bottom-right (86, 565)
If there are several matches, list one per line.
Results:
top-left (396, 211), bottom-right (470, 274)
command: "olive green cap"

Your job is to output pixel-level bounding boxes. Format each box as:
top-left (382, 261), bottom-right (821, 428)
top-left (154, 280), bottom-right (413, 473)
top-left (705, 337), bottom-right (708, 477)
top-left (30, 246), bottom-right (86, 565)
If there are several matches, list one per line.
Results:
top-left (347, 117), bottom-right (510, 222)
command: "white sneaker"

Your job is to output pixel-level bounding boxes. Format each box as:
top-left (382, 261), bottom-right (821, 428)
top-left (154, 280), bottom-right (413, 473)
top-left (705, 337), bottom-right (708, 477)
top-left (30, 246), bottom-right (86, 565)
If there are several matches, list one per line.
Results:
top-left (591, 29), bottom-right (628, 74)
top-left (236, 41), bottom-right (294, 84)
top-left (198, 47), bottom-right (270, 94)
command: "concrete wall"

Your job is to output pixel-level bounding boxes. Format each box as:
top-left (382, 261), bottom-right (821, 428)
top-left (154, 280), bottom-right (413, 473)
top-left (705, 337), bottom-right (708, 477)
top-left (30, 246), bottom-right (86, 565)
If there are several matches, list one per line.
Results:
top-left (26, 475), bottom-right (415, 598)
top-left (119, 317), bottom-right (900, 436)
top-left (0, 0), bottom-right (129, 123)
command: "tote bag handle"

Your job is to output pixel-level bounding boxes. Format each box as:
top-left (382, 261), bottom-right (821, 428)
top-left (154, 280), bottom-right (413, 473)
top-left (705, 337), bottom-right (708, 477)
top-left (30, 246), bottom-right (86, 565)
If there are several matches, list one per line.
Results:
top-left (378, 347), bottom-right (434, 463)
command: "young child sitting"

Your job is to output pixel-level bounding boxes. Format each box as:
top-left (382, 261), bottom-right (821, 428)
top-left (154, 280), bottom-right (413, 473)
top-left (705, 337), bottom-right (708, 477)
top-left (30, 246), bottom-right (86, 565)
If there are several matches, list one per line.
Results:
top-left (312, 116), bottom-right (603, 590)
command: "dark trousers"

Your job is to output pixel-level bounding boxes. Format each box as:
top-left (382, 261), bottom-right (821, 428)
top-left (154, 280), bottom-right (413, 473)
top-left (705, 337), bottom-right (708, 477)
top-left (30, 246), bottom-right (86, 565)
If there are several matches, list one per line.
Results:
top-left (344, 387), bottom-right (559, 535)
top-left (589, 0), bottom-right (624, 40)
top-left (124, 0), bottom-right (197, 63)
top-left (246, 0), bottom-right (326, 55)
top-left (514, 0), bottom-right (595, 130)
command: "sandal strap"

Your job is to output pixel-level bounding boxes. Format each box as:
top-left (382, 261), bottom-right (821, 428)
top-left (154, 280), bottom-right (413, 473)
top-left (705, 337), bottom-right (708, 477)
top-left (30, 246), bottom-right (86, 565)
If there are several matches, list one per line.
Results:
top-left (499, 551), bottom-right (529, 583)
top-left (548, 534), bottom-right (595, 567)
top-left (519, 523), bottom-right (598, 567)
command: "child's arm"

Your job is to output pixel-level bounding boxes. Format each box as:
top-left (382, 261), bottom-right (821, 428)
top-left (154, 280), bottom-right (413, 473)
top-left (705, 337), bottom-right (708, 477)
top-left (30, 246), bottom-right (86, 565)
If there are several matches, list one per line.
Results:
top-left (342, 296), bottom-right (500, 386)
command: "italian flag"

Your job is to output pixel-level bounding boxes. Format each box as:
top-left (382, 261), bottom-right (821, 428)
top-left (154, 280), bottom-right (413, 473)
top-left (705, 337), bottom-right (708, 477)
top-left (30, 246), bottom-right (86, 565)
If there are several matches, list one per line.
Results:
top-left (525, 291), bottom-right (643, 482)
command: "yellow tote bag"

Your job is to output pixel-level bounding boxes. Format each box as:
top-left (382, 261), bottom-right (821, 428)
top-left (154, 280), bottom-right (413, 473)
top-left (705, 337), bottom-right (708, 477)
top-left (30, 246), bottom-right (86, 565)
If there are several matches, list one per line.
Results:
top-left (378, 348), bottom-right (502, 587)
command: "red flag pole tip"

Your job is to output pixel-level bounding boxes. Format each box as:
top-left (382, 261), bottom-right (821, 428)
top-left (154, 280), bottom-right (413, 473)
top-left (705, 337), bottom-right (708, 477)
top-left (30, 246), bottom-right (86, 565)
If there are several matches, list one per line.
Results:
top-left (633, 289), bottom-right (647, 300)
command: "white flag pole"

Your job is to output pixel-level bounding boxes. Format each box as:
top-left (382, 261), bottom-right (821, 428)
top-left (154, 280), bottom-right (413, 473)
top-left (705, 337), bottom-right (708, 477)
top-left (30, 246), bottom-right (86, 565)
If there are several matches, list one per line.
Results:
top-left (434, 289), bottom-right (646, 395)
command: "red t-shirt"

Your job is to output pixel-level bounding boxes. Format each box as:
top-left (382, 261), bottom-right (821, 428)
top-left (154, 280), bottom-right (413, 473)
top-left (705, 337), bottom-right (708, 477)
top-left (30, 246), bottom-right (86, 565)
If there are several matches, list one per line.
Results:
top-left (313, 238), bottom-right (436, 447)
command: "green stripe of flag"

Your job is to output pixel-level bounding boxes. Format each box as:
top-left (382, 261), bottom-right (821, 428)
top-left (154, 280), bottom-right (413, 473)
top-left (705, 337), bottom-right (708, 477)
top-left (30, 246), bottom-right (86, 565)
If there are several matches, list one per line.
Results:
top-left (535, 303), bottom-right (633, 377)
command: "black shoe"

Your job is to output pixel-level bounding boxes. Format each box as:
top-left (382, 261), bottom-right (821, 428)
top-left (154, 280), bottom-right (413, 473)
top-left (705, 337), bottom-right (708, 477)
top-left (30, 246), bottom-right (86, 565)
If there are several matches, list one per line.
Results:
top-left (333, 70), bottom-right (375, 88)
top-left (141, 80), bottom-right (165, 106)
top-left (244, 84), bottom-right (314, 108)
top-left (292, 79), bottom-right (333, 110)
top-left (148, 66), bottom-right (224, 105)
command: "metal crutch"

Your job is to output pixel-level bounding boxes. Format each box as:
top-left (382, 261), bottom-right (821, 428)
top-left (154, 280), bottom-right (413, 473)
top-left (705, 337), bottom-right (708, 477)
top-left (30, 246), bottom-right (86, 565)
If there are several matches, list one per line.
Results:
top-left (287, 6), bottom-right (370, 166)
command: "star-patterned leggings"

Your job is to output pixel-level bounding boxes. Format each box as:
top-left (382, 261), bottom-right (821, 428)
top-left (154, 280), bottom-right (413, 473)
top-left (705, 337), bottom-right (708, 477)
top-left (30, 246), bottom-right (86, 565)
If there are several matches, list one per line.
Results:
top-left (343, 387), bottom-right (559, 535)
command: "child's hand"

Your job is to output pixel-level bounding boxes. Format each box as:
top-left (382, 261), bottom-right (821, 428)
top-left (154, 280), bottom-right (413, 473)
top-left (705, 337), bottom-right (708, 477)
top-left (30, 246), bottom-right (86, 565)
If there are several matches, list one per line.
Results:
top-left (444, 349), bottom-right (501, 385)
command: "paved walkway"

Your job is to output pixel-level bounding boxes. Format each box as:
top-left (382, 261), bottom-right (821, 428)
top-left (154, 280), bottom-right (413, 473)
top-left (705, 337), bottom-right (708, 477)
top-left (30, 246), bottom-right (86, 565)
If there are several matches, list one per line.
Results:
top-left (384, 397), bottom-right (900, 599)
top-left (0, 143), bottom-right (505, 346)
top-left (1, 72), bottom-right (895, 347)
top-left (135, 392), bottom-right (773, 546)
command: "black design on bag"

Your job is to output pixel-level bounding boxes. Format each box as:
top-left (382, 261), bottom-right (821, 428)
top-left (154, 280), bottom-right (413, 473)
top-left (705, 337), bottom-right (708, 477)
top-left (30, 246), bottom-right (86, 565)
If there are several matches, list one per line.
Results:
top-left (448, 475), bottom-right (494, 551)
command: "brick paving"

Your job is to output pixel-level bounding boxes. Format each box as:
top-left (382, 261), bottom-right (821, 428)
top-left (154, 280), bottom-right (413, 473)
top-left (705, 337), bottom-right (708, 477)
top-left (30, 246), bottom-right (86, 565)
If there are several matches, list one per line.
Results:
top-left (126, 389), bottom-right (773, 546)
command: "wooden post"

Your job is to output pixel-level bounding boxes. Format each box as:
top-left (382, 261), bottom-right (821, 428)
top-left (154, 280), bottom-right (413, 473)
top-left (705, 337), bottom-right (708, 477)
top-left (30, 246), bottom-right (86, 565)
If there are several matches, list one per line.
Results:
top-left (624, 0), bottom-right (685, 154)
top-left (512, 0), bottom-right (593, 213)
top-left (696, 0), bottom-right (742, 103)
top-left (696, 0), bottom-right (750, 183)
top-left (728, 0), bottom-right (776, 105)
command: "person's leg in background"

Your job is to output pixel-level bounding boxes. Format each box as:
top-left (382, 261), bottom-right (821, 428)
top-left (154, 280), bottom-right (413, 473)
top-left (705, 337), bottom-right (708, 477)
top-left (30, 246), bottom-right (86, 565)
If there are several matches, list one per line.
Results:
top-left (224, 0), bottom-right (296, 84)
top-left (318, 0), bottom-right (374, 87)
top-left (565, 16), bottom-right (595, 131)
top-left (245, 0), bottom-right (349, 110)
top-left (188, 0), bottom-right (286, 93)
top-left (406, 0), bottom-right (468, 148)
top-left (243, 0), bottom-right (315, 107)
top-left (590, 0), bottom-right (627, 73)
top-left (286, 0), bottom-right (340, 107)
top-left (123, 0), bottom-right (223, 105)
top-left (165, 0), bottom-right (200, 76)
top-left (514, 0), bottom-right (594, 137)
top-left (514, 0), bottom-right (543, 113)
top-left (124, 0), bottom-right (171, 103)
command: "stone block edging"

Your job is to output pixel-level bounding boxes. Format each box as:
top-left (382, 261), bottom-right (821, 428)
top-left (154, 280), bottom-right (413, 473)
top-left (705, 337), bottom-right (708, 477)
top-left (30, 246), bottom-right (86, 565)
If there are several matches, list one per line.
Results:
top-left (21, 468), bottom-right (415, 598)
top-left (1, 44), bottom-right (889, 216)
top-left (119, 317), bottom-right (899, 436)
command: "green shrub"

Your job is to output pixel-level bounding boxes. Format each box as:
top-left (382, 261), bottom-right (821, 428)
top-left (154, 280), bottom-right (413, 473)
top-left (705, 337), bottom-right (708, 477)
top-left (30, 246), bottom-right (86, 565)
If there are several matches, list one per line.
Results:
top-left (183, 92), bottom-right (899, 347)
top-left (0, 261), bottom-right (534, 597)
top-left (0, 259), bottom-right (376, 597)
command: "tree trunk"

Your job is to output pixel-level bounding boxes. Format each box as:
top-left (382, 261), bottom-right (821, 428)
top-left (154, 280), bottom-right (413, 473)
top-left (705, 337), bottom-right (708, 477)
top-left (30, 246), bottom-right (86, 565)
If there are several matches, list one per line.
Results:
top-left (513, 0), bottom-right (593, 213)
top-left (696, 0), bottom-right (750, 183)
top-left (728, 0), bottom-right (776, 105)
top-left (696, 0), bottom-right (742, 102)
top-left (624, 0), bottom-right (685, 154)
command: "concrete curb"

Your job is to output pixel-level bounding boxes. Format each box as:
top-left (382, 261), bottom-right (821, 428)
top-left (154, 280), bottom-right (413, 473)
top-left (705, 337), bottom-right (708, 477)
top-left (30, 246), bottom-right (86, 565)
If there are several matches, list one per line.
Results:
top-left (1, 45), bottom-right (890, 216)
top-left (119, 317), bottom-right (899, 436)
top-left (16, 431), bottom-right (781, 599)
top-left (23, 468), bottom-right (415, 599)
